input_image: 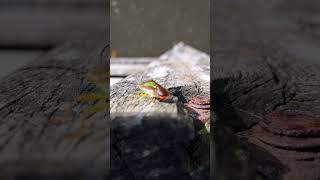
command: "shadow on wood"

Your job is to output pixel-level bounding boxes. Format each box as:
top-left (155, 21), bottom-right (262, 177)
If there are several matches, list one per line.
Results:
top-left (111, 114), bottom-right (209, 180)
top-left (111, 43), bottom-right (210, 179)
top-left (212, 0), bottom-right (320, 179)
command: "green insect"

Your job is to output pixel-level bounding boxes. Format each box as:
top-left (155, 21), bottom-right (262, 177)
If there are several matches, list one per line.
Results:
top-left (136, 80), bottom-right (170, 100)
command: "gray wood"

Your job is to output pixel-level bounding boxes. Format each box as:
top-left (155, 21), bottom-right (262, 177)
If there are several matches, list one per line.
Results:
top-left (110, 57), bottom-right (158, 77)
top-left (0, 33), bottom-right (109, 179)
top-left (212, 0), bottom-right (320, 179)
top-left (111, 57), bottom-right (158, 64)
top-left (0, 50), bottom-right (43, 79)
top-left (110, 43), bottom-right (210, 179)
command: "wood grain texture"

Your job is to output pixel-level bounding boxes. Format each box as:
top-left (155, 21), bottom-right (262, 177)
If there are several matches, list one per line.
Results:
top-left (212, 0), bottom-right (320, 179)
top-left (110, 43), bottom-right (210, 179)
top-left (0, 33), bottom-right (109, 179)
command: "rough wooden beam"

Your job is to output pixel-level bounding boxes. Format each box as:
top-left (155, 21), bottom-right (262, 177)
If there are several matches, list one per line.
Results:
top-left (0, 33), bottom-right (109, 179)
top-left (110, 57), bottom-right (158, 77)
top-left (111, 57), bottom-right (158, 64)
top-left (110, 43), bottom-right (210, 179)
top-left (212, 0), bottom-right (320, 179)
top-left (110, 77), bottom-right (123, 86)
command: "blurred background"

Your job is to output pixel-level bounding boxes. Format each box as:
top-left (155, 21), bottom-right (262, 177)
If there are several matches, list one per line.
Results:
top-left (0, 0), bottom-right (107, 78)
top-left (111, 0), bottom-right (210, 57)
top-left (110, 0), bottom-right (210, 85)
top-left (0, 0), bottom-right (209, 85)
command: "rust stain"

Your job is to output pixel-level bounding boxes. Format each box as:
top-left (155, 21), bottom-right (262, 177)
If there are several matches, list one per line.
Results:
top-left (190, 96), bottom-right (210, 105)
top-left (185, 96), bottom-right (210, 130)
top-left (237, 110), bottom-right (320, 180)
top-left (261, 110), bottom-right (320, 137)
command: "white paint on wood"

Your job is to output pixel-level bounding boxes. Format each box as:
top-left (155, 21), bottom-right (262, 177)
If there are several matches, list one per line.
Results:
top-left (110, 77), bottom-right (123, 86)
top-left (110, 64), bottom-right (147, 77)
top-left (110, 57), bottom-right (158, 64)
top-left (146, 66), bottom-right (170, 78)
top-left (110, 57), bottom-right (158, 77)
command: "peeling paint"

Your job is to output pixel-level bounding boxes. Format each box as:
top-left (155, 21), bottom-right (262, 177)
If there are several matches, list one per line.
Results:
top-left (200, 74), bottom-right (210, 82)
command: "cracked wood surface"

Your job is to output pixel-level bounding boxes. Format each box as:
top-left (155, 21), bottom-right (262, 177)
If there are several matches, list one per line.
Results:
top-left (110, 43), bottom-right (210, 180)
top-left (0, 33), bottom-right (108, 179)
top-left (213, 0), bottom-right (320, 180)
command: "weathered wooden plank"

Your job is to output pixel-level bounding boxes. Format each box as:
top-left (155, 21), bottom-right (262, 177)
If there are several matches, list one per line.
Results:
top-left (111, 57), bottom-right (158, 64)
top-left (212, 0), bottom-right (320, 179)
top-left (110, 77), bottom-right (123, 86)
top-left (0, 33), bottom-right (109, 179)
top-left (110, 57), bottom-right (158, 77)
top-left (0, 50), bottom-right (43, 79)
top-left (111, 43), bottom-right (210, 179)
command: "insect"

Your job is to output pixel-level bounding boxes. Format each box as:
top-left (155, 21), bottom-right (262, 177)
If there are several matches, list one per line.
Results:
top-left (136, 80), bottom-right (170, 100)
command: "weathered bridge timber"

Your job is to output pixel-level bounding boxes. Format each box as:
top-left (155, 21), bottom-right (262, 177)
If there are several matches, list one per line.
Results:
top-left (110, 43), bottom-right (210, 179)
top-left (0, 33), bottom-right (108, 179)
top-left (213, 0), bottom-right (320, 180)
